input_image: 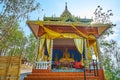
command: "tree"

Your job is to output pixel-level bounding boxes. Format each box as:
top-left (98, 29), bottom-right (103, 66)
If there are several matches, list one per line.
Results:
top-left (100, 40), bottom-right (120, 80)
top-left (94, 5), bottom-right (113, 24)
top-left (0, 0), bottom-right (40, 41)
top-left (0, 0), bottom-right (40, 58)
top-left (94, 5), bottom-right (120, 80)
top-left (0, 23), bottom-right (27, 56)
top-left (25, 34), bottom-right (37, 62)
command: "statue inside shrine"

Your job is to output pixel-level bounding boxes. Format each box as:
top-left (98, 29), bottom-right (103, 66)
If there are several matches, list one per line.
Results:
top-left (63, 48), bottom-right (70, 59)
top-left (60, 48), bottom-right (74, 62)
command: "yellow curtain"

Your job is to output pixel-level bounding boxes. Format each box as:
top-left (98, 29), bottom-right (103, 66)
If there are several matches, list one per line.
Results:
top-left (46, 39), bottom-right (52, 61)
top-left (74, 38), bottom-right (83, 54)
top-left (74, 38), bottom-right (83, 64)
top-left (35, 20), bottom-right (89, 39)
top-left (43, 27), bottom-right (63, 39)
top-left (87, 47), bottom-right (92, 60)
top-left (71, 24), bottom-right (88, 38)
top-left (62, 33), bottom-right (81, 39)
top-left (36, 20), bottom-right (63, 39)
top-left (37, 39), bottom-right (45, 61)
top-left (84, 39), bottom-right (87, 57)
top-left (87, 35), bottom-right (98, 57)
top-left (82, 39), bottom-right (86, 65)
top-left (40, 33), bottom-right (82, 39)
top-left (93, 42), bottom-right (98, 57)
top-left (36, 21), bottom-right (88, 39)
top-left (35, 21), bottom-right (98, 61)
top-left (87, 35), bottom-right (96, 47)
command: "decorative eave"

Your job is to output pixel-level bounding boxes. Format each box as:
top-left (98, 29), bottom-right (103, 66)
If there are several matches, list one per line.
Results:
top-left (26, 20), bottom-right (112, 38)
top-left (27, 20), bottom-right (111, 27)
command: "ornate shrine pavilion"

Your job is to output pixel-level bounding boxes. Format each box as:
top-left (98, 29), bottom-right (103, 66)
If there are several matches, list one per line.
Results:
top-left (24, 3), bottom-right (112, 80)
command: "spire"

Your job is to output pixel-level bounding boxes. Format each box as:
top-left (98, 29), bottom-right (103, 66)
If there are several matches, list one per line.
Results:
top-left (60, 2), bottom-right (72, 18)
top-left (65, 2), bottom-right (68, 10)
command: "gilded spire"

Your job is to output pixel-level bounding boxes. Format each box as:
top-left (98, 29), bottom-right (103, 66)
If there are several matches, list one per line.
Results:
top-left (65, 2), bottom-right (68, 11)
top-left (60, 2), bottom-right (72, 18)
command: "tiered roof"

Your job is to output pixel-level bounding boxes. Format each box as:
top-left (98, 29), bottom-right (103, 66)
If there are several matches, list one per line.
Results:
top-left (43, 2), bottom-right (92, 23)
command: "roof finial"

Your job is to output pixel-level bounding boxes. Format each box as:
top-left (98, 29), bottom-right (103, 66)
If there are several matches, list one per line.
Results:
top-left (65, 2), bottom-right (68, 10)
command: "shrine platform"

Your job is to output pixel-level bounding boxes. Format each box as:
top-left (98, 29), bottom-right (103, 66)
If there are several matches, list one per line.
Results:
top-left (24, 69), bottom-right (105, 80)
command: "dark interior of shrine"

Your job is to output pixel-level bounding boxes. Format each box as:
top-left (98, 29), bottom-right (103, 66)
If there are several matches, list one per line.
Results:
top-left (52, 49), bottom-right (81, 62)
top-left (53, 38), bottom-right (82, 61)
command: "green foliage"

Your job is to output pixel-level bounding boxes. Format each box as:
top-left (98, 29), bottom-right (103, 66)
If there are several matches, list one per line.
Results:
top-left (0, 21), bottom-right (36, 62)
top-left (95, 5), bottom-right (120, 79)
top-left (99, 38), bottom-right (120, 80)
top-left (0, 23), bottom-right (27, 56)
top-left (25, 34), bottom-right (37, 62)
top-left (0, 0), bottom-right (40, 19)
top-left (0, 0), bottom-right (40, 62)
top-left (0, 0), bottom-right (40, 40)
top-left (104, 65), bottom-right (120, 80)
top-left (103, 55), bottom-right (114, 80)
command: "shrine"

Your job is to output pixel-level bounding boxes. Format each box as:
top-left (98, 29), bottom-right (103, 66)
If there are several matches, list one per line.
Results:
top-left (24, 3), bottom-right (112, 80)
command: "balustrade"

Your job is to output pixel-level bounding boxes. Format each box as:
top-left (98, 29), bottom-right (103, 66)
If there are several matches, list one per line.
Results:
top-left (35, 61), bottom-right (50, 69)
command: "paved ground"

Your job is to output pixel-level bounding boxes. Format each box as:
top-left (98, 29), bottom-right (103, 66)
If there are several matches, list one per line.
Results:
top-left (20, 72), bottom-right (31, 80)
top-left (20, 64), bottom-right (32, 80)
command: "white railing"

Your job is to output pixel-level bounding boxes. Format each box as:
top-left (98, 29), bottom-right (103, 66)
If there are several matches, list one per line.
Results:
top-left (35, 61), bottom-right (50, 69)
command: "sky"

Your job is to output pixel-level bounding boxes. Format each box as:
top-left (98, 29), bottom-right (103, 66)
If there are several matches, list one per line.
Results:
top-left (22, 0), bottom-right (120, 44)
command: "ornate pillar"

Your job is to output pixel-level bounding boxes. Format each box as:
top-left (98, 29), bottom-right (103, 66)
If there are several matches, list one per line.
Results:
top-left (49, 39), bottom-right (53, 69)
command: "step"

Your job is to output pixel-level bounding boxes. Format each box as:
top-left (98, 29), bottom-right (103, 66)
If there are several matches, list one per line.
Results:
top-left (32, 69), bottom-right (51, 73)
top-left (27, 72), bottom-right (94, 76)
top-left (24, 76), bottom-right (100, 80)
top-left (24, 69), bottom-right (105, 80)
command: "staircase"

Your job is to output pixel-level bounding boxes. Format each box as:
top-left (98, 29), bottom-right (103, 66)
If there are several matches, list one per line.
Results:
top-left (24, 69), bottom-right (105, 80)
